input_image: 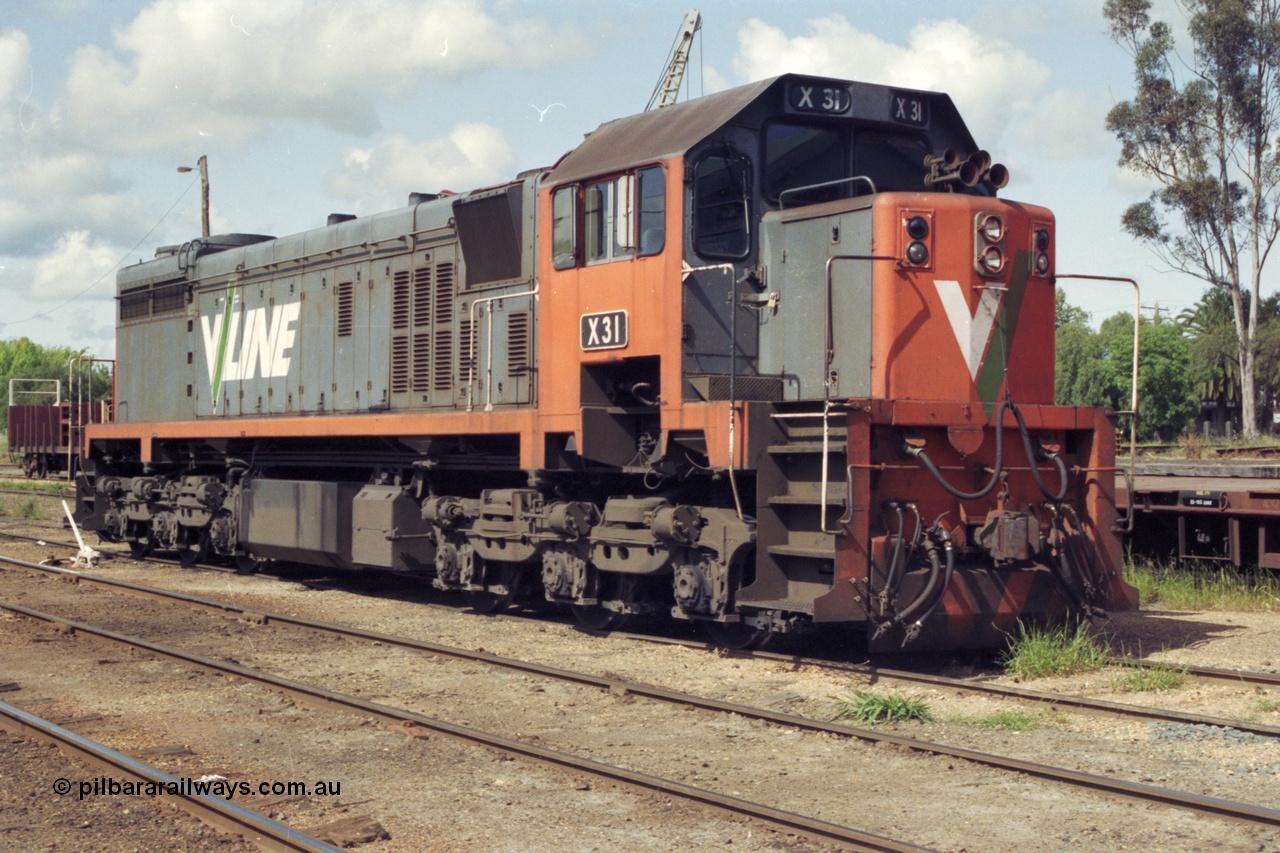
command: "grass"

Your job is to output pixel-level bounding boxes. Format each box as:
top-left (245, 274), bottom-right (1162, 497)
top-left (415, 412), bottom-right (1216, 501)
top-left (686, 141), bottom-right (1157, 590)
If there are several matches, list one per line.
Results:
top-left (1253, 697), bottom-right (1280, 714)
top-left (1113, 663), bottom-right (1188, 693)
top-left (998, 621), bottom-right (1108, 680)
top-left (1177, 431), bottom-right (1207, 460)
top-left (825, 691), bottom-right (933, 724)
top-left (1, 479), bottom-right (69, 496)
top-left (953, 710), bottom-right (1043, 731)
top-left (16, 498), bottom-right (43, 520)
top-left (1125, 557), bottom-right (1280, 613)
top-left (0, 497), bottom-right (45, 521)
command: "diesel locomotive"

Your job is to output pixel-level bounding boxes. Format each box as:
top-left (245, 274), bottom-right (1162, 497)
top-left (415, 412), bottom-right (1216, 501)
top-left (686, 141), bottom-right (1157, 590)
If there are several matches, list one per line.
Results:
top-left (74, 73), bottom-right (1137, 650)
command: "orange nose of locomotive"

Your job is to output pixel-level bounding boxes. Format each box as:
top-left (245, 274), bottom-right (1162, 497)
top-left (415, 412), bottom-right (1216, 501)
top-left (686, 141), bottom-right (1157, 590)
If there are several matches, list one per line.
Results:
top-left (870, 193), bottom-right (1055, 412)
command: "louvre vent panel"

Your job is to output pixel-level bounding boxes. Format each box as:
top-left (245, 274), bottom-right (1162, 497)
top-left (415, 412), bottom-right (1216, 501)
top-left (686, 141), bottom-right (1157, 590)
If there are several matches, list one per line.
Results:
top-left (508, 312), bottom-right (530, 374)
top-left (412, 333), bottom-right (431, 393)
top-left (392, 270), bottom-right (411, 331)
top-left (413, 266), bottom-right (431, 327)
top-left (390, 336), bottom-right (410, 393)
top-left (434, 263), bottom-right (455, 325)
top-left (433, 331), bottom-right (454, 391)
top-left (336, 281), bottom-right (354, 337)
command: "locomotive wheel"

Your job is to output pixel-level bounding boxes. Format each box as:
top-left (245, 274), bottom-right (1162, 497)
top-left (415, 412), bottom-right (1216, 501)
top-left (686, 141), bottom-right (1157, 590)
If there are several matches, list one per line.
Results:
top-left (464, 587), bottom-right (514, 614)
top-left (179, 534), bottom-right (209, 568)
top-left (570, 604), bottom-right (627, 632)
top-left (464, 564), bottom-right (518, 615)
top-left (703, 620), bottom-right (770, 650)
top-left (128, 539), bottom-right (153, 560)
top-left (234, 553), bottom-right (265, 575)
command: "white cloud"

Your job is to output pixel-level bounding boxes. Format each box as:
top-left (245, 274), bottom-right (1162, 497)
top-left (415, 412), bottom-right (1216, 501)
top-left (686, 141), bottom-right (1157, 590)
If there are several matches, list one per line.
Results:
top-left (62, 0), bottom-right (586, 150)
top-left (1015, 90), bottom-right (1114, 163)
top-left (30, 230), bottom-right (121, 302)
top-left (329, 124), bottom-right (515, 213)
top-left (731, 15), bottom-right (1051, 146)
top-left (0, 28), bottom-right (31, 109)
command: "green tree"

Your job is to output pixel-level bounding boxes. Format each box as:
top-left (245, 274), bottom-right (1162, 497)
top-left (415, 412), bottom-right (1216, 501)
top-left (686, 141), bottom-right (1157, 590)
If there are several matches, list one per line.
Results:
top-left (1057, 311), bottom-right (1198, 440)
top-left (1179, 288), bottom-right (1241, 418)
top-left (0, 338), bottom-right (111, 429)
top-left (1055, 288), bottom-right (1092, 329)
top-left (1105, 0), bottom-right (1280, 437)
top-left (1101, 313), bottom-right (1200, 440)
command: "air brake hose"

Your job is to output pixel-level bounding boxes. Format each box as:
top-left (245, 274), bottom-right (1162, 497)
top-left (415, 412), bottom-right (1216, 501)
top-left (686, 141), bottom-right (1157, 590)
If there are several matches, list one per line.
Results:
top-left (877, 504), bottom-right (907, 611)
top-left (902, 537), bottom-right (954, 647)
top-left (903, 400), bottom-right (1010, 501)
top-left (1009, 401), bottom-right (1069, 502)
top-left (871, 536), bottom-right (942, 642)
top-left (1061, 504), bottom-right (1102, 605)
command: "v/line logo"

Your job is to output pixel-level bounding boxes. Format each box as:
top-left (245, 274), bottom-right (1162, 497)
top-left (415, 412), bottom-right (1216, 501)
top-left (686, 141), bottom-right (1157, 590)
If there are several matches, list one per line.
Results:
top-left (200, 286), bottom-right (301, 413)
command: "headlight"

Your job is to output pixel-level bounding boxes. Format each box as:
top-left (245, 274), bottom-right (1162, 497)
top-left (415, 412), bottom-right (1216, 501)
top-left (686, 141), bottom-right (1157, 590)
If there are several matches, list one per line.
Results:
top-left (906, 240), bottom-right (930, 265)
top-left (979, 214), bottom-right (1005, 243)
top-left (980, 246), bottom-right (1005, 274)
top-left (906, 215), bottom-right (930, 239)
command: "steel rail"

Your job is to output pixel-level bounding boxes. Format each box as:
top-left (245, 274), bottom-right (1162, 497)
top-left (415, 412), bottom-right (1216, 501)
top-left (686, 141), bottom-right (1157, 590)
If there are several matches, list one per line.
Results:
top-left (0, 698), bottom-right (338, 853)
top-left (0, 599), bottom-right (925, 853)
top-left (5, 551), bottom-right (1278, 737)
top-left (1105, 656), bottom-right (1280, 689)
top-left (741, 650), bottom-right (1280, 738)
top-left (1, 563), bottom-right (1279, 829)
top-left (8, 554), bottom-right (1278, 738)
top-left (611, 630), bottom-right (1280, 737)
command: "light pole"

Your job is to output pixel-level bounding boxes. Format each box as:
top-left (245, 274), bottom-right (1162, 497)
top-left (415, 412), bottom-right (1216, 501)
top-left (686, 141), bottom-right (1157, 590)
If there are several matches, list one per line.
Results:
top-left (177, 155), bottom-right (210, 238)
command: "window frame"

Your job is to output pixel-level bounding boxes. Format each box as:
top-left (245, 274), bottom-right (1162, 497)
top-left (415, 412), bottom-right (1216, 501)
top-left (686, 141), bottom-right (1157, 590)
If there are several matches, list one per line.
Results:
top-left (692, 150), bottom-right (752, 261)
top-left (551, 163), bottom-right (667, 270)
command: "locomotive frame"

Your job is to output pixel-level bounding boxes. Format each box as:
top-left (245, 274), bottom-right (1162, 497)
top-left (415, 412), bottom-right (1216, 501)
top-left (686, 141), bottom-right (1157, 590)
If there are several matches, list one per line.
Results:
top-left (73, 73), bottom-right (1137, 650)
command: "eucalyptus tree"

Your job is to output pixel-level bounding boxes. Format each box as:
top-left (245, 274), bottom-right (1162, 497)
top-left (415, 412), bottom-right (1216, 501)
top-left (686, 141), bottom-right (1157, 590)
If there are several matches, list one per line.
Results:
top-left (1105, 0), bottom-right (1280, 437)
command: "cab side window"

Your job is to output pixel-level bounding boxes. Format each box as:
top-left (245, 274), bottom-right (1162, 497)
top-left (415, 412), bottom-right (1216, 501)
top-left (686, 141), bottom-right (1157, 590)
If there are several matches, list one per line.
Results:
top-left (555, 164), bottom-right (666, 268)
top-left (694, 153), bottom-right (750, 259)
top-left (585, 177), bottom-right (633, 265)
top-left (637, 165), bottom-right (665, 257)
top-left (552, 185), bottom-right (576, 270)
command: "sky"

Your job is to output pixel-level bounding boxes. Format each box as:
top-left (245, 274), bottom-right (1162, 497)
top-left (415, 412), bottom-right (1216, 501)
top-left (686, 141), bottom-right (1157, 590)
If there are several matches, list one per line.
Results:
top-left (0, 0), bottom-right (1248, 360)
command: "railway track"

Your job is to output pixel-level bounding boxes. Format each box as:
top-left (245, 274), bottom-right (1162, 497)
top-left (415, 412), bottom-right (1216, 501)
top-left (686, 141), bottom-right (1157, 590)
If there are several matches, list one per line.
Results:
top-left (0, 596), bottom-right (925, 852)
top-left (4, 531), bottom-right (1280, 702)
top-left (0, 699), bottom-right (338, 852)
top-left (1, 552), bottom-right (1278, 835)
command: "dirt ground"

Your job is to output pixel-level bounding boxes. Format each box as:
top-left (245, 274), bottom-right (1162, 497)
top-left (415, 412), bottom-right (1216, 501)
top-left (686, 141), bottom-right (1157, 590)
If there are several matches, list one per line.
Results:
top-left (0, 533), bottom-right (1278, 852)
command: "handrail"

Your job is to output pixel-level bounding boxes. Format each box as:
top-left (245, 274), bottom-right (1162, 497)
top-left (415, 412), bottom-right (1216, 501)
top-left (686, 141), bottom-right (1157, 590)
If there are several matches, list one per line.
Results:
top-left (1054, 273), bottom-right (1140, 533)
top-left (779, 176), bottom-right (877, 210)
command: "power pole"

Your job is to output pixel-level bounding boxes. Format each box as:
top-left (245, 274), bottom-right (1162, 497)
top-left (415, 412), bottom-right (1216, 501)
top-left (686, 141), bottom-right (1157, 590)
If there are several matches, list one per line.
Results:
top-left (177, 155), bottom-right (210, 238)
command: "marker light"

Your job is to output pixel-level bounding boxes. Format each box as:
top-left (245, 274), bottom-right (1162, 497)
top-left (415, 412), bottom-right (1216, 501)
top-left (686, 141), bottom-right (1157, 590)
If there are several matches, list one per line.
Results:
top-left (981, 246), bottom-right (1005, 274)
top-left (979, 214), bottom-right (1005, 243)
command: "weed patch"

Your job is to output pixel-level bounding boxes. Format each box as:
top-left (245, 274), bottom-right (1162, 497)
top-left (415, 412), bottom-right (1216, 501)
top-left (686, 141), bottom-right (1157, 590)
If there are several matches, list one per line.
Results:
top-left (998, 622), bottom-right (1108, 679)
top-left (825, 691), bottom-right (933, 724)
top-left (954, 710), bottom-right (1042, 731)
top-left (1125, 558), bottom-right (1280, 613)
top-left (1113, 664), bottom-right (1187, 693)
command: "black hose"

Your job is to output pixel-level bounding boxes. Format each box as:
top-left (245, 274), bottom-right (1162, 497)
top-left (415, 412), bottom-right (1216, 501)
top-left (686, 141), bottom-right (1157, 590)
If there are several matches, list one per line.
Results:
top-left (878, 504), bottom-right (907, 612)
top-left (903, 538), bottom-right (954, 647)
top-left (878, 539), bottom-right (942, 640)
top-left (1009, 401), bottom-right (1068, 502)
top-left (1061, 504), bottom-right (1102, 605)
top-left (905, 399), bottom-right (1010, 501)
